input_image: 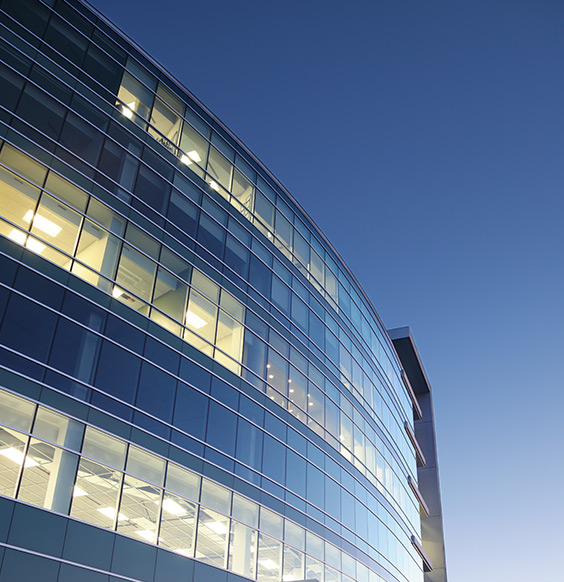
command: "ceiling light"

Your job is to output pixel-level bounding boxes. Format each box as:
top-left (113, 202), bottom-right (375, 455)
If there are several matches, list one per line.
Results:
top-left (258, 559), bottom-right (279, 570)
top-left (112, 286), bottom-right (124, 298)
top-left (0, 447), bottom-right (38, 467)
top-left (122, 102), bottom-right (135, 119)
top-left (23, 210), bottom-right (62, 237)
top-left (136, 529), bottom-right (157, 543)
top-left (162, 497), bottom-right (186, 516)
top-left (186, 150), bottom-right (201, 163)
top-left (97, 507), bottom-right (127, 521)
top-left (268, 374), bottom-right (274, 379)
top-left (204, 520), bottom-right (227, 535)
top-left (25, 237), bottom-right (46, 254)
top-left (73, 486), bottom-right (88, 497)
top-left (208, 180), bottom-right (219, 192)
top-left (8, 229), bottom-right (26, 245)
top-left (180, 154), bottom-right (192, 165)
top-left (186, 310), bottom-right (207, 329)
top-left (289, 389), bottom-right (294, 393)
top-left (283, 576), bottom-right (296, 581)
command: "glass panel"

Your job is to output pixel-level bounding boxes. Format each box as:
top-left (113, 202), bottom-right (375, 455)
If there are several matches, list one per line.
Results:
top-left (166, 463), bottom-right (200, 501)
top-left (231, 168), bottom-right (254, 219)
top-left (215, 310), bottom-right (244, 363)
top-left (195, 506), bottom-right (229, 568)
top-left (228, 520), bottom-right (257, 578)
top-left (33, 407), bottom-right (83, 449)
top-left (231, 493), bottom-right (258, 528)
top-left (179, 123), bottom-right (208, 177)
top-left (117, 474), bottom-right (161, 543)
top-left (200, 479), bottom-right (231, 514)
top-left (44, 172), bottom-right (88, 213)
top-left (0, 426), bottom-right (28, 498)
top-left (207, 147), bottom-right (232, 191)
top-left (288, 367), bottom-right (307, 421)
top-left (219, 289), bottom-right (244, 321)
top-left (115, 243), bottom-right (157, 307)
top-left (266, 350), bottom-right (288, 407)
top-left (18, 438), bottom-right (78, 514)
top-left (283, 546), bottom-right (305, 582)
top-left (116, 70), bottom-right (153, 125)
top-left (86, 198), bottom-right (126, 236)
top-left (70, 458), bottom-right (123, 528)
top-left (152, 266), bottom-right (188, 324)
top-left (0, 143), bottom-right (47, 186)
top-left (325, 565), bottom-right (341, 582)
top-left (81, 427), bottom-right (127, 470)
top-left (192, 270), bottom-right (219, 302)
top-left (149, 93), bottom-right (182, 150)
top-left (285, 521), bottom-right (305, 550)
top-left (185, 290), bottom-right (217, 347)
top-left (305, 556), bottom-right (324, 582)
top-left (260, 507), bottom-right (283, 539)
top-left (73, 219), bottom-right (121, 292)
top-left (126, 445), bottom-right (165, 486)
top-left (29, 193), bottom-right (81, 264)
top-left (0, 390), bottom-right (36, 431)
top-left (159, 491), bottom-right (197, 557)
top-left (257, 533), bottom-right (282, 582)
top-left (0, 169), bottom-right (41, 241)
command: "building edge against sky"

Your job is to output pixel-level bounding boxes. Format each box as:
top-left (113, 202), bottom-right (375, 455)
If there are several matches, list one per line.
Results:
top-left (0, 0), bottom-right (447, 581)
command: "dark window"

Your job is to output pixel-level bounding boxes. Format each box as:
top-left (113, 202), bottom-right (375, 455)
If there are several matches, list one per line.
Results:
top-left (135, 362), bottom-right (176, 423)
top-left (286, 449), bottom-right (306, 498)
top-left (43, 14), bottom-right (87, 65)
top-left (236, 418), bottom-right (263, 470)
top-left (167, 190), bottom-right (199, 238)
top-left (94, 340), bottom-right (140, 404)
top-left (134, 165), bottom-right (171, 217)
top-left (49, 319), bottom-right (101, 384)
top-left (0, 63), bottom-right (24, 115)
top-left (224, 234), bottom-right (249, 278)
top-left (15, 83), bottom-right (66, 143)
top-left (173, 383), bottom-right (208, 440)
top-left (2, 0), bottom-right (50, 37)
top-left (59, 112), bottom-right (104, 168)
top-left (262, 434), bottom-right (286, 485)
top-left (197, 214), bottom-right (225, 259)
top-left (0, 295), bottom-right (56, 362)
top-left (249, 255), bottom-right (271, 298)
top-left (206, 401), bottom-right (237, 457)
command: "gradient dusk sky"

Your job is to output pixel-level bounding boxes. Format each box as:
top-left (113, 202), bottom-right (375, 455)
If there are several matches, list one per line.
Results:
top-left (88, 1), bottom-right (564, 579)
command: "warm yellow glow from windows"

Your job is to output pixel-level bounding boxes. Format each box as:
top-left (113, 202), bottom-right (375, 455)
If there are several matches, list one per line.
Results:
top-left (122, 102), bottom-right (136, 119)
top-left (8, 229), bottom-right (45, 254)
top-left (23, 210), bottom-right (62, 236)
top-left (186, 310), bottom-right (207, 329)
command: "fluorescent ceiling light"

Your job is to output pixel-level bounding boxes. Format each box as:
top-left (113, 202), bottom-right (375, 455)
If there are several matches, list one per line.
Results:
top-left (180, 150), bottom-right (201, 166)
top-left (122, 102), bottom-right (136, 119)
top-left (73, 486), bottom-right (88, 497)
top-left (283, 576), bottom-right (296, 581)
top-left (208, 180), bottom-right (219, 192)
top-left (162, 497), bottom-right (186, 516)
top-left (112, 286), bottom-right (124, 298)
top-left (186, 310), bottom-right (207, 329)
top-left (186, 150), bottom-right (201, 163)
top-left (0, 447), bottom-right (38, 467)
top-left (26, 238), bottom-right (46, 254)
top-left (8, 229), bottom-right (26, 245)
top-left (204, 520), bottom-right (227, 535)
top-left (136, 529), bottom-right (157, 543)
top-left (258, 559), bottom-right (279, 570)
top-left (97, 507), bottom-right (127, 521)
top-left (23, 210), bottom-right (62, 237)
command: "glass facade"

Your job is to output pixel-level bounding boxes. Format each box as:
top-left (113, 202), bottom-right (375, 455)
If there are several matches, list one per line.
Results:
top-left (0, 1), bottom-right (442, 581)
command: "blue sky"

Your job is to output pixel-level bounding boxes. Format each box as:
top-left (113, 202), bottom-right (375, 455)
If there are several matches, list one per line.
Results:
top-left (89, 0), bottom-right (564, 579)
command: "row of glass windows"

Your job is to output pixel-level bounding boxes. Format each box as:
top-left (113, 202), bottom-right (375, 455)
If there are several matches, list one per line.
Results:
top-left (0, 135), bottom-right (419, 534)
top-left (0, 272), bottom-right (421, 545)
top-left (0, 388), bottom-right (422, 582)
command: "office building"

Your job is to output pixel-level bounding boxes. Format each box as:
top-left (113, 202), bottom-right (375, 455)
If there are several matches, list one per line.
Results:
top-left (0, 1), bottom-right (447, 581)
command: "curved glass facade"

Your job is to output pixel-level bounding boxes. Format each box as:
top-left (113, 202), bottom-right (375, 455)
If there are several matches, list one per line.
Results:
top-left (0, 1), bottom-right (443, 582)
